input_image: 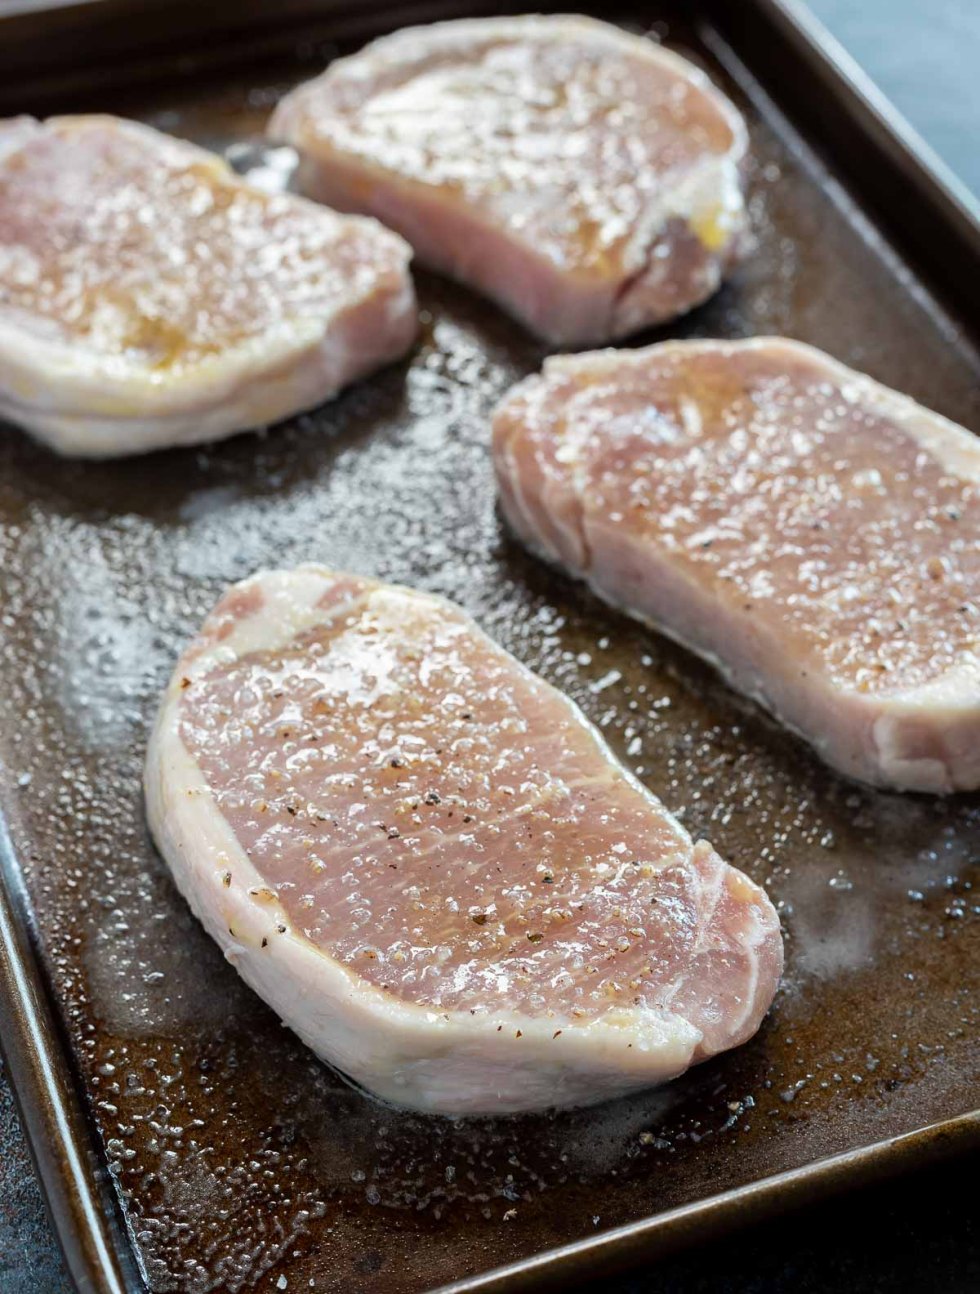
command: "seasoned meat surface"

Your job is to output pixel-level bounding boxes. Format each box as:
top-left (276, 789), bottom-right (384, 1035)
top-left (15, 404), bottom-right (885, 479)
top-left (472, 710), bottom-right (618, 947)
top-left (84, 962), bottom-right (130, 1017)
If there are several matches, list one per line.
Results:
top-left (0, 115), bottom-right (416, 456)
top-left (270, 15), bottom-right (747, 345)
top-left (493, 337), bottom-right (980, 792)
top-left (146, 567), bottom-right (781, 1114)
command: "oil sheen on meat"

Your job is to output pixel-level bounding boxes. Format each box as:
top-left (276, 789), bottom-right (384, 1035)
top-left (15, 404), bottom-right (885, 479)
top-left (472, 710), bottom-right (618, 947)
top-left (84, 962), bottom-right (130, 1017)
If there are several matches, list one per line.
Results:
top-left (0, 115), bottom-right (416, 456)
top-left (493, 337), bottom-right (980, 793)
top-left (145, 567), bottom-right (782, 1114)
top-left (270, 15), bottom-right (747, 346)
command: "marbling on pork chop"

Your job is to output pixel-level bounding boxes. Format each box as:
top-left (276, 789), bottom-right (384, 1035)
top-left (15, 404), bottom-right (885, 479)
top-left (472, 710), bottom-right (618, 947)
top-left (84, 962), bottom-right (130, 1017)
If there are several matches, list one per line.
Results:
top-left (269, 15), bottom-right (747, 346)
top-left (493, 337), bottom-right (980, 793)
top-left (0, 115), bottom-right (416, 456)
top-left (145, 567), bottom-right (781, 1114)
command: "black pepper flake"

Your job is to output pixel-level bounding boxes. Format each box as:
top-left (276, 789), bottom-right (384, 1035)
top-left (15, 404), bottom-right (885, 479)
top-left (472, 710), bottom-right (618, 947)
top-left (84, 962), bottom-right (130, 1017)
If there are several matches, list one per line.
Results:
top-left (222, 871), bottom-right (232, 887)
top-left (424, 791), bottom-right (441, 805)
top-left (390, 757), bottom-right (404, 768)
top-left (515, 1030), bottom-right (523, 1039)
top-left (527, 932), bottom-right (543, 943)
top-left (276, 923), bottom-right (286, 934)
top-left (462, 814), bottom-right (474, 824)
top-left (285, 804), bottom-right (298, 816)
top-left (553, 1030), bottom-right (562, 1039)
top-left (179, 677), bottom-right (191, 690)
top-left (471, 913), bottom-right (488, 926)
top-left (261, 937), bottom-right (268, 948)
top-left (542, 874), bottom-right (553, 884)
top-left (387, 826), bottom-right (401, 839)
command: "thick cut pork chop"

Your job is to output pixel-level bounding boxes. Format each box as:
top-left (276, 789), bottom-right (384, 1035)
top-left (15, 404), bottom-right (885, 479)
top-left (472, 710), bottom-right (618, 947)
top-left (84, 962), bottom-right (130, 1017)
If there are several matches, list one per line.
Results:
top-left (493, 338), bottom-right (980, 794)
top-left (145, 568), bottom-right (781, 1115)
top-left (0, 115), bottom-right (416, 457)
top-left (269, 15), bottom-right (747, 346)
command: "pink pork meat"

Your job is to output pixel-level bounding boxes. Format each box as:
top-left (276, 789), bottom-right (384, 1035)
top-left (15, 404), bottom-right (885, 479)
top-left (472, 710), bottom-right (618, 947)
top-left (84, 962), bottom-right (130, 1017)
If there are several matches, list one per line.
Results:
top-left (145, 567), bottom-right (782, 1115)
top-left (492, 337), bottom-right (980, 793)
top-left (0, 115), bottom-right (416, 457)
top-left (269, 15), bottom-right (748, 346)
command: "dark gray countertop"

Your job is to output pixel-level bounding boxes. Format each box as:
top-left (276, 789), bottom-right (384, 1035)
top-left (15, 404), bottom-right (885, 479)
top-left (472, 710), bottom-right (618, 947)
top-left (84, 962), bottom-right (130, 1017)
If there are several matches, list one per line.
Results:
top-left (808, 0), bottom-right (979, 200)
top-left (1, 1), bottom-right (977, 1290)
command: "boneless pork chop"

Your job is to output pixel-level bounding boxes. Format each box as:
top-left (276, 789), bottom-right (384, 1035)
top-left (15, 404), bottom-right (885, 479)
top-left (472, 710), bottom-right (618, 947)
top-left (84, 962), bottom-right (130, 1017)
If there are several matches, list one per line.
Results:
top-left (493, 338), bottom-right (980, 794)
top-left (269, 15), bottom-right (747, 346)
top-left (145, 567), bottom-right (781, 1115)
top-left (0, 115), bottom-right (416, 457)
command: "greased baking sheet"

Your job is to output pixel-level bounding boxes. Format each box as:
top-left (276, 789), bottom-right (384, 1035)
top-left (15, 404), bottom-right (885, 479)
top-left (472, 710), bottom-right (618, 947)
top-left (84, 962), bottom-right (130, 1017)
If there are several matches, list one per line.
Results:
top-left (0, 4), bottom-right (977, 1291)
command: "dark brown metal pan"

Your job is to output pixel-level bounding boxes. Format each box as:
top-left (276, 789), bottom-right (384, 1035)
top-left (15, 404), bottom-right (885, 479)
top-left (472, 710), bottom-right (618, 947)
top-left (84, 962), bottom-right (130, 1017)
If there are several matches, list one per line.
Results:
top-left (0, 3), bottom-right (978, 1292)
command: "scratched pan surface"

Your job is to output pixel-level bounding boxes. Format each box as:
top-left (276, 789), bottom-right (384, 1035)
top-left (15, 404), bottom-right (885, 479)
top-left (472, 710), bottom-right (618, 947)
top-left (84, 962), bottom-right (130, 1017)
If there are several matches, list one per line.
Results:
top-left (1, 6), bottom-right (979, 1294)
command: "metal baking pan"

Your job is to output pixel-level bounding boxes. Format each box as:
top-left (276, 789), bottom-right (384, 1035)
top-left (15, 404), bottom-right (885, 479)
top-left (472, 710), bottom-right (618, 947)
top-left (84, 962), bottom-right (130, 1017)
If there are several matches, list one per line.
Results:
top-left (0, 2), bottom-right (978, 1291)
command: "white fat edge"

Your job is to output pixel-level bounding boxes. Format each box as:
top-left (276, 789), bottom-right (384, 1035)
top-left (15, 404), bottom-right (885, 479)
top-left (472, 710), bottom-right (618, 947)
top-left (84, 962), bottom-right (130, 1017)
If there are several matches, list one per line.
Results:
top-left (870, 654), bottom-right (980, 712)
top-left (0, 116), bottom-right (42, 163)
top-left (0, 313), bottom-right (327, 416)
top-left (178, 567), bottom-right (373, 680)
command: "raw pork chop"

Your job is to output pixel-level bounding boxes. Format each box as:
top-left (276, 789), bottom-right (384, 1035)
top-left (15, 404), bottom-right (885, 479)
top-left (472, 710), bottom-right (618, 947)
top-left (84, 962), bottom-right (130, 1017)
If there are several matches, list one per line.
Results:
top-left (269, 15), bottom-right (747, 346)
top-left (0, 115), bottom-right (416, 457)
top-left (145, 567), bottom-right (781, 1115)
top-left (493, 337), bottom-right (980, 794)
